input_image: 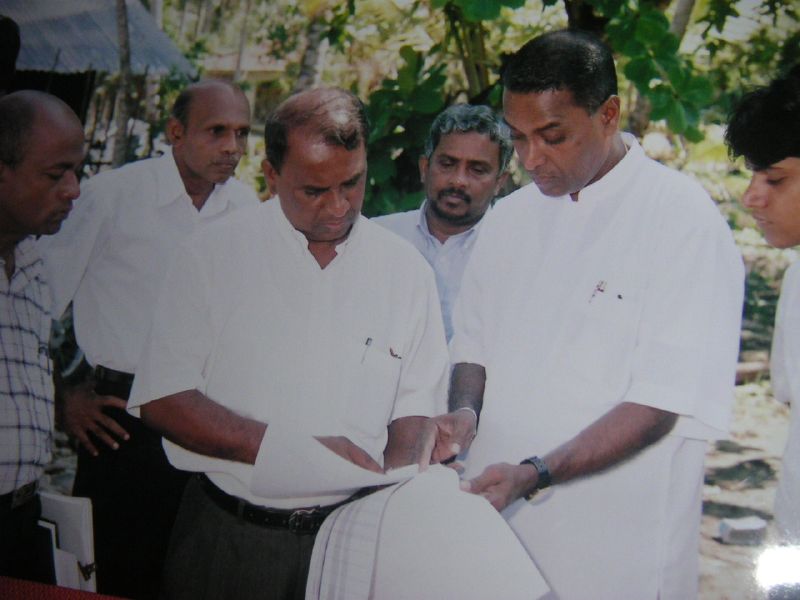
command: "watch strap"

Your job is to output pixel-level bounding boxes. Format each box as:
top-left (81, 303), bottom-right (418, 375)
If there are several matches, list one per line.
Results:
top-left (520, 455), bottom-right (552, 499)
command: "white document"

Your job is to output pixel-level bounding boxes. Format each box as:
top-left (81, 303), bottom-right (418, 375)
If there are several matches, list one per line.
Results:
top-left (307, 466), bottom-right (550, 600)
top-left (251, 425), bottom-right (419, 499)
top-left (39, 491), bottom-right (96, 592)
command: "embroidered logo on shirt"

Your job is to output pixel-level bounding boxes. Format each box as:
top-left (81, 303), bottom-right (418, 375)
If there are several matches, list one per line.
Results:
top-left (589, 280), bottom-right (606, 303)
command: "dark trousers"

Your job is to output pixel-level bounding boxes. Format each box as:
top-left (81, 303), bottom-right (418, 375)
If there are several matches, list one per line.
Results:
top-left (162, 476), bottom-right (317, 600)
top-left (0, 494), bottom-right (53, 584)
top-left (72, 377), bottom-right (189, 599)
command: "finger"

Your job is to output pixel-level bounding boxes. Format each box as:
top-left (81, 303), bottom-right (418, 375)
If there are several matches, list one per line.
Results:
top-left (431, 441), bottom-right (461, 464)
top-left (75, 431), bottom-right (99, 457)
top-left (91, 426), bottom-right (121, 451)
top-left (98, 415), bottom-right (130, 441)
top-left (97, 395), bottom-right (129, 410)
top-left (447, 461), bottom-right (465, 475)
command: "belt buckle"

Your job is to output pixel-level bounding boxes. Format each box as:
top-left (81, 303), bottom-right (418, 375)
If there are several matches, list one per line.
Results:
top-left (11, 480), bottom-right (39, 509)
top-left (288, 508), bottom-right (318, 533)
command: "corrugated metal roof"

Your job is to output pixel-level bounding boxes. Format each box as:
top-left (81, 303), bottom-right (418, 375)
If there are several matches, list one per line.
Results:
top-left (0, 0), bottom-right (195, 75)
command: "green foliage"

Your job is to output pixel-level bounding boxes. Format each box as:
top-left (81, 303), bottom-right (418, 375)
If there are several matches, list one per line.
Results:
top-left (431, 0), bottom-right (526, 21)
top-left (364, 46), bottom-right (448, 216)
top-left (604, 2), bottom-right (712, 140)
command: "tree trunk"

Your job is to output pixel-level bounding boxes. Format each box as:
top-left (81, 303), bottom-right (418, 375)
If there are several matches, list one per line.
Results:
top-left (628, 0), bottom-right (697, 136)
top-left (669, 0), bottom-right (696, 38)
top-left (292, 17), bottom-right (326, 93)
top-left (233, 0), bottom-right (252, 82)
top-left (113, 0), bottom-right (132, 168)
top-left (150, 0), bottom-right (164, 29)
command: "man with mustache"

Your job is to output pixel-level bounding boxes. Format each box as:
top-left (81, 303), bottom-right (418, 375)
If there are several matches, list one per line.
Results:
top-left (40, 79), bottom-right (259, 598)
top-left (0, 90), bottom-right (84, 584)
top-left (126, 87), bottom-right (448, 599)
top-left (374, 104), bottom-right (511, 342)
top-left (436, 30), bottom-right (744, 599)
top-left (726, 66), bottom-right (800, 553)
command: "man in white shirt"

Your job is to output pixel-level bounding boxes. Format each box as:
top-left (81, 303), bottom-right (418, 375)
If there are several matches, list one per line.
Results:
top-left (435, 30), bottom-right (744, 599)
top-left (127, 87), bottom-right (448, 599)
top-left (373, 104), bottom-right (511, 341)
top-left (40, 80), bottom-right (259, 598)
top-left (0, 90), bottom-right (83, 583)
top-left (726, 66), bottom-right (800, 551)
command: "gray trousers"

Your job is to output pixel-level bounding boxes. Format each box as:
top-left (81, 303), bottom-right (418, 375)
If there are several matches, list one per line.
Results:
top-left (162, 475), bottom-right (317, 600)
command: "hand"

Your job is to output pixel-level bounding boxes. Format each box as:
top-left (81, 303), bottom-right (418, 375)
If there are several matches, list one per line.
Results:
top-left (58, 381), bottom-right (129, 456)
top-left (430, 408), bottom-right (478, 463)
top-left (316, 436), bottom-right (384, 473)
top-left (462, 462), bottom-right (537, 511)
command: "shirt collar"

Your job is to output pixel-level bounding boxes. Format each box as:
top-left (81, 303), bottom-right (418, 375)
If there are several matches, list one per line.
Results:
top-left (273, 197), bottom-right (361, 261)
top-left (4, 237), bottom-right (43, 291)
top-left (416, 199), bottom-right (488, 245)
top-left (577, 132), bottom-right (642, 203)
top-left (155, 151), bottom-right (233, 217)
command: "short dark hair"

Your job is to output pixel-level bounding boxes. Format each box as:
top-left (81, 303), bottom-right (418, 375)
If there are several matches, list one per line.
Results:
top-left (171, 79), bottom-right (246, 126)
top-left (502, 29), bottom-right (618, 114)
top-left (725, 64), bottom-right (800, 170)
top-left (0, 92), bottom-right (37, 166)
top-left (0, 15), bottom-right (20, 94)
top-left (265, 87), bottom-right (369, 173)
top-left (425, 104), bottom-right (513, 173)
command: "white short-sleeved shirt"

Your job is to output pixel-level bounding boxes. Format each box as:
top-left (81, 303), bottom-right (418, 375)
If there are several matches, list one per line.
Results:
top-left (38, 152), bottom-right (259, 373)
top-left (128, 200), bottom-right (449, 509)
top-left (373, 201), bottom-right (486, 341)
top-left (451, 134), bottom-right (744, 599)
top-left (772, 260), bottom-right (800, 543)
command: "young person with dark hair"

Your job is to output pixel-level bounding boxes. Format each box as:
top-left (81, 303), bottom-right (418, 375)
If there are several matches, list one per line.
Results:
top-left (727, 65), bottom-right (800, 547)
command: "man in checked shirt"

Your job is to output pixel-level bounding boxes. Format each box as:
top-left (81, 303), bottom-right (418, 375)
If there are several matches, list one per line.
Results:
top-left (0, 90), bottom-right (84, 582)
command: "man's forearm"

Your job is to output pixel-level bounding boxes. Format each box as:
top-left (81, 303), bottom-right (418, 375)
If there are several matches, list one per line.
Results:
top-left (384, 416), bottom-right (435, 470)
top-left (543, 402), bottom-right (678, 486)
top-left (447, 363), bottom-right (486, 415)
top-left (140, 390), bottom-right (266, 464)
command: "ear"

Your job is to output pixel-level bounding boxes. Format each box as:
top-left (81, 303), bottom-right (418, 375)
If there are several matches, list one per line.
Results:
top-left (598, 95), bottom-right (621, 132)
top-left (494, 171), bottom-right (509, 196)
top-left (418, 155), bottom-right (429, 184)
top-left (166, 117), bottom-right (185, 146)
top-left (262, 158), bottom-right (278, 197)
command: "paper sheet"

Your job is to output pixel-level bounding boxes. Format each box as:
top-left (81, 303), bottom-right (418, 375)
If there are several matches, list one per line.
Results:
top-left (307, 466), bottom-right (550, 600)
top-left (251, 425), bottom-right (419, 498)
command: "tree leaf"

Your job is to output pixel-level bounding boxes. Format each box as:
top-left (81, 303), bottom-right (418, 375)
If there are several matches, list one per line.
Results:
top-left (666, 100), bottom-right (688, 133)
top-left (458, 0), bottom-right (503, 21)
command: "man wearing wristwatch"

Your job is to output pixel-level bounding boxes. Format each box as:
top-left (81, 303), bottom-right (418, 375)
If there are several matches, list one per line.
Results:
top-left (433, 31), bottom-right (744, 599)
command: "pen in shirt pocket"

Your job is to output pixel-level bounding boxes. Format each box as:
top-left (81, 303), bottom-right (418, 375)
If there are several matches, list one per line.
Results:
top-left (361, 337), bottom-right (373, 363)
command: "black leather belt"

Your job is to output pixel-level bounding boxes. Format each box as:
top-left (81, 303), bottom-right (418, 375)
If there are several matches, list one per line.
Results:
top-left (198, 474), bottom-right (347, 534)
top-left (0, 480), bottom-right (39, 510)
top-left (94, 365), bottom-right (135, 386)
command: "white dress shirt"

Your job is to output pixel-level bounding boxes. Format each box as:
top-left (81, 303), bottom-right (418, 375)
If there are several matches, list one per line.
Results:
top-left (128, 200), bottom-right (449, 509)
top-left (373, 201), bottom-right (486, 341)
top-left (771, 260), bottom-right (800, 544)
top-left (38, 152), bottom-right (259, 373)
top-left (451, 134), bottom-right (744, 599)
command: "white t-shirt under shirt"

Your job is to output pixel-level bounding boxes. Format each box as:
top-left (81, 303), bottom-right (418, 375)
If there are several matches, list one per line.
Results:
top-left (128, 199), bottom-right (449, 510)
top-left (451, 134), bottom-right (744, 599)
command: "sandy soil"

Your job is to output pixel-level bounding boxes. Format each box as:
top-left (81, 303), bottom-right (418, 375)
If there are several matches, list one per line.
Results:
top-left (700, 381), bottom-right (792, 599)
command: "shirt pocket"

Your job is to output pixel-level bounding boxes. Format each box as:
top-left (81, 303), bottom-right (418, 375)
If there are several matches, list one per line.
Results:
top-left (339, 336), bottom-right (402, 439)
top-left (556, 279), bottom-right (645, 398)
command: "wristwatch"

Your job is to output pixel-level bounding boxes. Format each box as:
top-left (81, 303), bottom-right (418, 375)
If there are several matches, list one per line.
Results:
top-left (519, 455), bottom-right (552, 499)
